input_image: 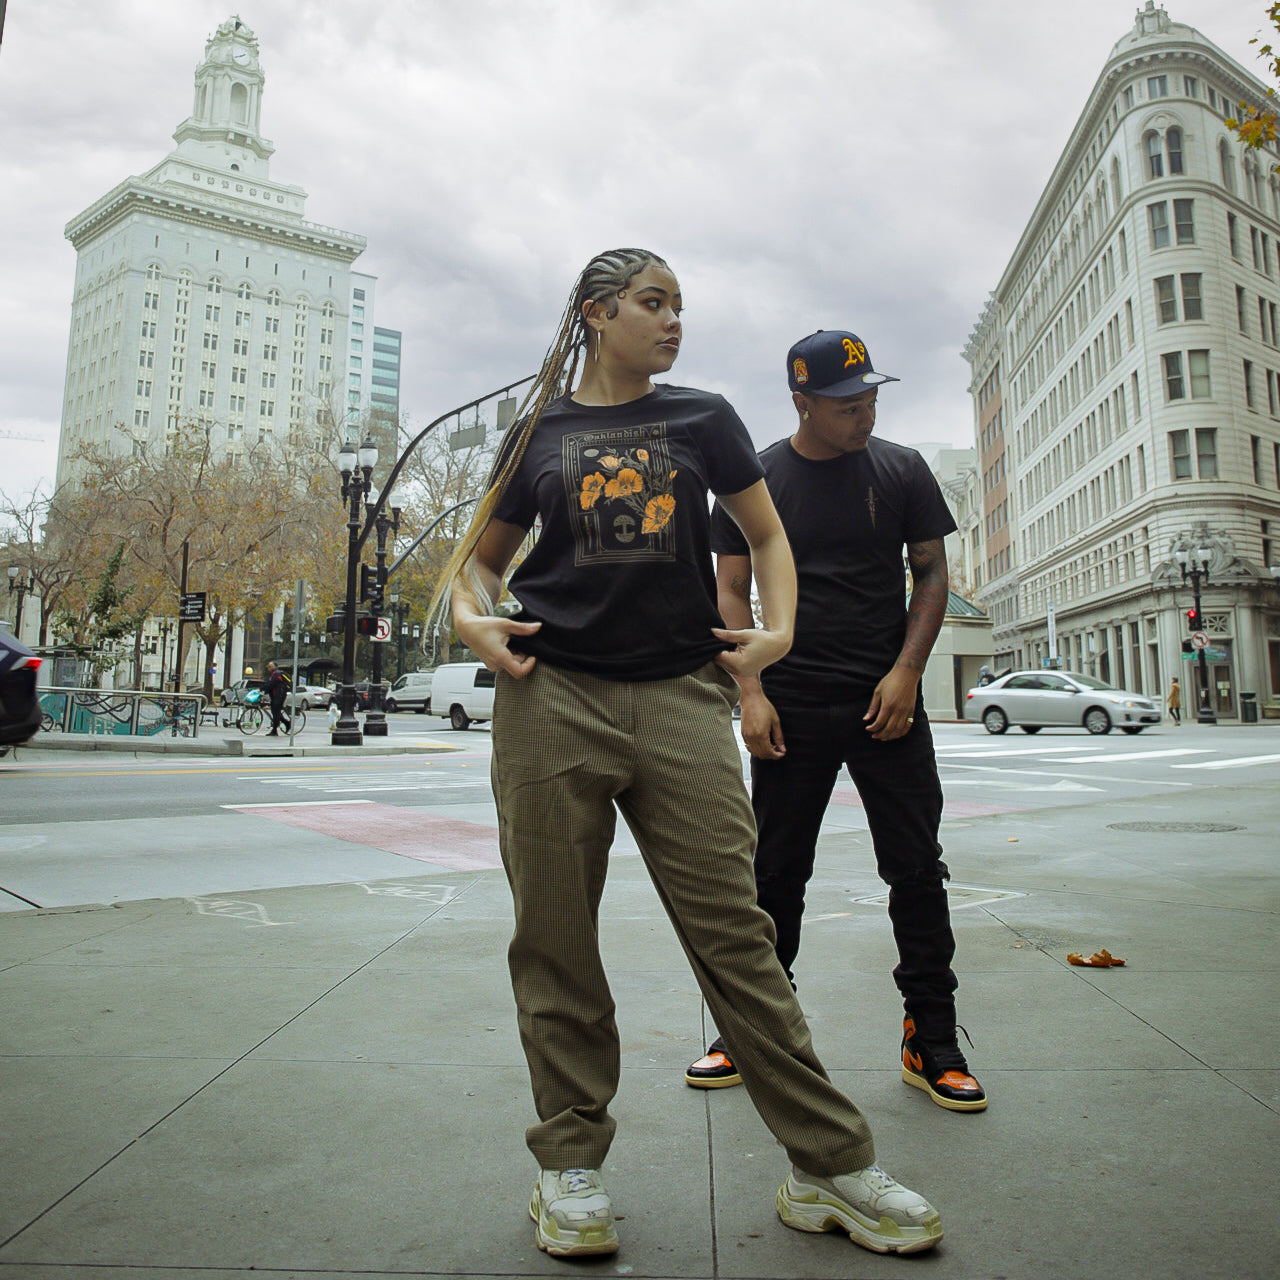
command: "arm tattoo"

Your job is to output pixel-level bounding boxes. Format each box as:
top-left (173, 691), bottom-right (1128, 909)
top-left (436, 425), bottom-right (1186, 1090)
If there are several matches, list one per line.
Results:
top-left (728, 571), bottom-right (752, 601)
top-left (896, 539), bottom-right (949, 674)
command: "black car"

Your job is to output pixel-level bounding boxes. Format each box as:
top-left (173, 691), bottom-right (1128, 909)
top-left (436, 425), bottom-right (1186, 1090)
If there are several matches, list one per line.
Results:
top-left (0, 630), bottom-right (43, 755)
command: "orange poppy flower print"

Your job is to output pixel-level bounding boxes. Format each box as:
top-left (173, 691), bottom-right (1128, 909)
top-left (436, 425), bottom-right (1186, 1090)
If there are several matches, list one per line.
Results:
top-left (636, 448), bottom-right (649, 461)
top-left (580, 472), bottom-right (606, 510)
top-left (642, 493), bottom-right (676, 534)
top-left (604, 467), bottom-right (643, 500)
top-left (600, 455), bottom-right (621, 468)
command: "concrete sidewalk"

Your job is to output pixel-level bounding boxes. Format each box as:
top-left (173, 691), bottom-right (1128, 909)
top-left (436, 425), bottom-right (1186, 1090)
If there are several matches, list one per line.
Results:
top-left (1, 783), bottom-right (1277, 1278)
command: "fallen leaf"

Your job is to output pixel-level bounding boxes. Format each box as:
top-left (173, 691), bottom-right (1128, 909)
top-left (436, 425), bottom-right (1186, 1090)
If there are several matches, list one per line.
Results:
top-left (1067, 948), bottom-right (1126, 967)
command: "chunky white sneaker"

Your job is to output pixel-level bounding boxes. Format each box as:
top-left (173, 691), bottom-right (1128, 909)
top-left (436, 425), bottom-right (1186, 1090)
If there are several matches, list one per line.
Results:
top-left (777, 1164), bottom-right (943, 1255)
top-left (529, 1168), bottom-right (619, 1257)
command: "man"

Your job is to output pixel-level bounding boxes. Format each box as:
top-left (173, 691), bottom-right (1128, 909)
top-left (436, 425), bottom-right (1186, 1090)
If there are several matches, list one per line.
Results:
top-left (977, 665), bottom-right (994, 687)
top-left (265, 661), bottom-right (290, 736)
top-left (685, 330), bottom-right (985, 1113)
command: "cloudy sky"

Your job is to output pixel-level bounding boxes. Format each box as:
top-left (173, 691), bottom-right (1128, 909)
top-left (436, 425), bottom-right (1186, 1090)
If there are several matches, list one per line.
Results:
top-left (0, 0), bottom-right (1266, 503)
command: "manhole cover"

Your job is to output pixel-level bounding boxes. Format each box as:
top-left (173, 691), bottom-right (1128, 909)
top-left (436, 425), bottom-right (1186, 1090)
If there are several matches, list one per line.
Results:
top-left (1107, 821), bottom-right (1242, 833)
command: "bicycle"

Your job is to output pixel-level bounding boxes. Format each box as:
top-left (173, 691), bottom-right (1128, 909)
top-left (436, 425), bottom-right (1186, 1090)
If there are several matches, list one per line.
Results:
top-left (236, 692), bottom-right (305, 736)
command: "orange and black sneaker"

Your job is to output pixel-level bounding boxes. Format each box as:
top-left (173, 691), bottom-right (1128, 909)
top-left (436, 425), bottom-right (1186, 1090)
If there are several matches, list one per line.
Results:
top-left (685, 1036), bottom-right (742, 1089)
top-left (901, 1017), bottom-right (987, 1112)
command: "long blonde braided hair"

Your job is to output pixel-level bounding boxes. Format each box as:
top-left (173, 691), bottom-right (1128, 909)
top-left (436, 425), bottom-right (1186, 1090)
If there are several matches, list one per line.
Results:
top-left (429, 248), bottom-right (669, 627)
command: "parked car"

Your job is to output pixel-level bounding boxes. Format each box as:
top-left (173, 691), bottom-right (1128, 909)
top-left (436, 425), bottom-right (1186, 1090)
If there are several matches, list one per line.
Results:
top-left (292, 683), bottom-right (332, 711)
top-left (0, 629), bottom-right (43, 755)
top-left (386, 670), bottom-right (433, 714)
top-left (427, 661), bottom-right (495, 730)
top-left (964, 670), bottom-right (1162, 736)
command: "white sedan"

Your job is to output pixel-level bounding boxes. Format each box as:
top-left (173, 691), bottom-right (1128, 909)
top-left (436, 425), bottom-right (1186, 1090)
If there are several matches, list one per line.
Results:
top-left (292, 683), bottom-right (333, 711)
top-left (964, 670), bottom-right (1162, 735)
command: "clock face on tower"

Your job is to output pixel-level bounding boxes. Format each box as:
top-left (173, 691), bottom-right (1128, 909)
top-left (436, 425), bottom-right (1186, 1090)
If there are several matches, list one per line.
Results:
top-left (232, 46), bottom-right (251, 65)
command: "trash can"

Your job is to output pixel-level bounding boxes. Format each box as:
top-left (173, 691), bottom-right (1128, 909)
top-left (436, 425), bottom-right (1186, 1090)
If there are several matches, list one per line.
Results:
top-left (1240, 692), bottom-right (1258, 724)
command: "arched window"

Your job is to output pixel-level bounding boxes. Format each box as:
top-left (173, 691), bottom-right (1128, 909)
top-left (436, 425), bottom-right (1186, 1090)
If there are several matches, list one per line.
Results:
top-left (1165, 127), bottom-right (1183, 175)
top-left (207, 276), bottom-right (222, 296)
top-left (1219, 139), bottom-right (1236, 192)
top-left (1111, 156), bottom-right (1123, 208)
top-left (1096, 179), bottom-right (1109, 221)
top-left (231, 82), bottom-right (249, 125)
top-left (236, 282), bottom-right (252, 301)
top-left (1146, 132), bottom-right (1164, 178)
top-left (266, 288), bottom-right (281, 308)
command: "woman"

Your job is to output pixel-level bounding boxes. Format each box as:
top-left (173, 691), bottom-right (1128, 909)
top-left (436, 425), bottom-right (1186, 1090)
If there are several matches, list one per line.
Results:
top-left (436, 248), bottom-right (942, 1259)
top-left (1167, 675), bottom-right (1181, 725)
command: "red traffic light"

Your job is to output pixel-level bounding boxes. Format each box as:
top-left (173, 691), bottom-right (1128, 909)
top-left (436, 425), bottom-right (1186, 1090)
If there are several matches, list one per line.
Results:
top-left (1185, 607), bottom-right (1200, 630)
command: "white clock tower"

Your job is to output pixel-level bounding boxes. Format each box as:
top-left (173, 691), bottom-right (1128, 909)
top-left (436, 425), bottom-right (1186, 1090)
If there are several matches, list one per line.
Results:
top-left (172, 15), bottom-right (273, 181)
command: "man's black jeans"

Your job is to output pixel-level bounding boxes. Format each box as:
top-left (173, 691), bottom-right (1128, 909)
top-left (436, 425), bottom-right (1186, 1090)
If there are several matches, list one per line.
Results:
top-left (750, 694), bottom-right (958, 1039)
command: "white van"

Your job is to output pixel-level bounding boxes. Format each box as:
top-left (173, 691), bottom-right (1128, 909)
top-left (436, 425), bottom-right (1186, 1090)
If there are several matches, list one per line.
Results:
top-left (385, 669), bottom-right (434, 714)
top-left (428, 661), bottom-right (496, 730)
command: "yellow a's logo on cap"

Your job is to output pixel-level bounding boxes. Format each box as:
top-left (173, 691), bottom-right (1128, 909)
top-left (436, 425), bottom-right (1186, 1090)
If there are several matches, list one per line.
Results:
top-left (842, 338), bottom-right (867, 368)
top-left (793, 357), bottom-right (809, 385)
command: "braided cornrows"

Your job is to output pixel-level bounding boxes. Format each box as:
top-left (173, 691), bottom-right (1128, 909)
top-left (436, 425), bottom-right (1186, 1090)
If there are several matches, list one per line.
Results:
top-left (429, 248), bottom-right (669, 628)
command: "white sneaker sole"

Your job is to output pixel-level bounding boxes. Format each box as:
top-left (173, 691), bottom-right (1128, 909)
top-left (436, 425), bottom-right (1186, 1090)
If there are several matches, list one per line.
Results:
top-left (529, 1189), bottom-right (619, 1257)
top-left (776, 1177), bottom-right (943, 1255)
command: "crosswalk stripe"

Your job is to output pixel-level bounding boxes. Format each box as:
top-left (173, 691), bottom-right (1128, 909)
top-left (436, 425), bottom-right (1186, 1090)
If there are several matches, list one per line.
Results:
top-left (1048, 749), bottom-right (1213, 763)
top-left (1170, 753), bottom-right (1280, 771)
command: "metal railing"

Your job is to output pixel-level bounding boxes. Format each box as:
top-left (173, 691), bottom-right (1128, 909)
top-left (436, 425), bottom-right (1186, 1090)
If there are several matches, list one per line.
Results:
top-left (37, 687), bottom-right (206, 738)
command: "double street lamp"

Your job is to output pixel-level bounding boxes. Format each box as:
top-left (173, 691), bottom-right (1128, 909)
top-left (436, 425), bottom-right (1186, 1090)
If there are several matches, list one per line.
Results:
top-left (1176, 543), bottom-right (1216, 725)
top-left (332, 437), bottom-right (379, 746)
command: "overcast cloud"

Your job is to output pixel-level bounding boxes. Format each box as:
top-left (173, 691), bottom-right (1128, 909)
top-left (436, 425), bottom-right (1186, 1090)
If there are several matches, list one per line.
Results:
top-left (0, 0), bottom-right (1265, 501)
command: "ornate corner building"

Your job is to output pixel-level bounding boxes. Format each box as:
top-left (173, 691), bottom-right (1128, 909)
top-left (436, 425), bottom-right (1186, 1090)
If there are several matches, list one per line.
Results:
top-left (56, 16), bottom-right (388, 490)
top-left (964, 3), bottom-right (1280, 717)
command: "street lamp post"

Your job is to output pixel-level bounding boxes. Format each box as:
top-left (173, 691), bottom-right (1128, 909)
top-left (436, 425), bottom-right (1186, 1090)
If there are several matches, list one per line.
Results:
top-left (333, 437), bottom-right (379, 746)
top-left (362, 501), bottom-right (401, 738)
top-left (1176, 543), bottom-right (1216, 725)
top-left (7, 566), bottom-right (29, 640)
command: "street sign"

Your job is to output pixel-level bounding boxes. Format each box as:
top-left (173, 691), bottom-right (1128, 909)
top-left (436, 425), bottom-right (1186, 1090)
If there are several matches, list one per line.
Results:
top-left (373, 616), bottom-right (392, 643)
top-left (179, 591), bottom-right (207, 622)
top-left (1190, 631), bottom-right (1209, 650)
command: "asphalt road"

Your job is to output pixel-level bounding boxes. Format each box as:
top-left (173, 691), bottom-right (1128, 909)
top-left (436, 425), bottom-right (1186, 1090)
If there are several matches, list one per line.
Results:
top-left (2, 719), bottom-right (1276, 913)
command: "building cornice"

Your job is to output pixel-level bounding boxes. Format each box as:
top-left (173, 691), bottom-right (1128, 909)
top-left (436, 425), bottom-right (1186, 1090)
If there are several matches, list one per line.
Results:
top-left (64, 178), bottom-right (365, 262)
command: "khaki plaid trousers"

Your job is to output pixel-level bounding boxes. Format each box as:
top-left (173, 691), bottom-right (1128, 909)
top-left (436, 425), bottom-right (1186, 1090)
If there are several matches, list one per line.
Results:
top-left (491, 659), bottom-right (876, 1175)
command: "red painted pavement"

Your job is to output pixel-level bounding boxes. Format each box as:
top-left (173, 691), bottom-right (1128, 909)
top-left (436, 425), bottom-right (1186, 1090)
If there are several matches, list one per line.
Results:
top-left (229, 802), bottom-right (503, 871)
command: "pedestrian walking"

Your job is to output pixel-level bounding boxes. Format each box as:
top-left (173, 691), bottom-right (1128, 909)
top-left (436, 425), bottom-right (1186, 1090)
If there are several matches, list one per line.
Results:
top-left (1167, 675), bottom-right (1182, 725)
top-left (264, 661), bottom-right (289, 736)
top-left (977, 664), bottom-right (994, 686)
top-left (435, 252), bottom-right (942, 1260)
top-left (685, 329), bottom-right (986, 1117)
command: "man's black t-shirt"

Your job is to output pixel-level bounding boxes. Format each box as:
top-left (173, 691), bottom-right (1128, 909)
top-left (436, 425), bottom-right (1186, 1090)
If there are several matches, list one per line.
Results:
top-left (711, 436), bottom-right (956, 705)
top-left (494, 385), bottom-right (764, 681)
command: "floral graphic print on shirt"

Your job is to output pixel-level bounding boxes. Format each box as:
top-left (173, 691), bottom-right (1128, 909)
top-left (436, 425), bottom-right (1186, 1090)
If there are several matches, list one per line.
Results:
top-left (564, 424), bottom-right (678, 564)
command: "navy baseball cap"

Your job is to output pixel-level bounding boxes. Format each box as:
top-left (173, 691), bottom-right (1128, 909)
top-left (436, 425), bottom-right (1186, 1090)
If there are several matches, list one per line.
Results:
top-left (786, 330), bottom-right (899, 397)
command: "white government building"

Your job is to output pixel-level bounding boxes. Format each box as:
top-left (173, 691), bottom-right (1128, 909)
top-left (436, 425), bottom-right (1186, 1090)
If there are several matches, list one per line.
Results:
top-left (963, 2), bottom-right (1280, 720)
top-left (54, 16), bottom-right (399, 687)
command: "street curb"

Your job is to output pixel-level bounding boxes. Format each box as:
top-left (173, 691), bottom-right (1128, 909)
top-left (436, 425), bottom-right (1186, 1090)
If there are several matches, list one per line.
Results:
top-left (9, 734), bottom-right (460, 760)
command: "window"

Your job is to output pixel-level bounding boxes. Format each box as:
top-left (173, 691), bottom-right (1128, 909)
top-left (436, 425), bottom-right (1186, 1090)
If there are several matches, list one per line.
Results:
top-left (1124, 85), bottom-right (1135, 109)
top-left (1228, 212), bottom-right (1240, 258)
top-left (1148, 75), bottom-right (1168, 98)
top-left (1146, 132), bottom-right (1164, 178)
top-left (1166, 127), bottom-right (1184, 175)
top-left (1244, 360), bottom-right (1256, 409)
top-left (1170, 430), bottom-right (1192, 478)
top-left (1220, 140), bottom-right (1236, 193)
top-left (1237, 286), bottom-right (1249, 332)
top-left (1195, 428), bottom-right (1218, 478)
top-left (1163, 352), bottom-right (1185, 399)
top-left (1252, 435), bottom-right (1263, 484)
top-left (1188, 350), bottom-right (1210, 398)
top-left (1155, 276), bottom-right (1177, 323)
top-left (1180, 274), bottom-right (1202, 320)
top-left (1184, 75), bottom-right (1199, 97)
top-left (1173, 199), bottom-right (1195, 243)
top-left (1148, 202), bottom-right (1169, 247)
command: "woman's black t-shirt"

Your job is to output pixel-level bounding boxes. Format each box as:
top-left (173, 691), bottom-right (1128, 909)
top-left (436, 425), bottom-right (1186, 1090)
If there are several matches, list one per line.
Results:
top-left (493, 385), bottom-right (764, 681)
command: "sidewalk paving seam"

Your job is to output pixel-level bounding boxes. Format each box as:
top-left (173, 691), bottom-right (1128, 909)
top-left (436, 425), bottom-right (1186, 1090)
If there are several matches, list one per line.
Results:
top-left (0, 886), bottom-right (477, 1255)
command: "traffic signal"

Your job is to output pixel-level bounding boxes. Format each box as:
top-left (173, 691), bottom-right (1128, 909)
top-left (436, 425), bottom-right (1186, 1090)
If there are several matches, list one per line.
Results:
top-left (1185, 606), bottom-right (1200, 631)
top-left (355, 614), bottom-right (377, 636)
